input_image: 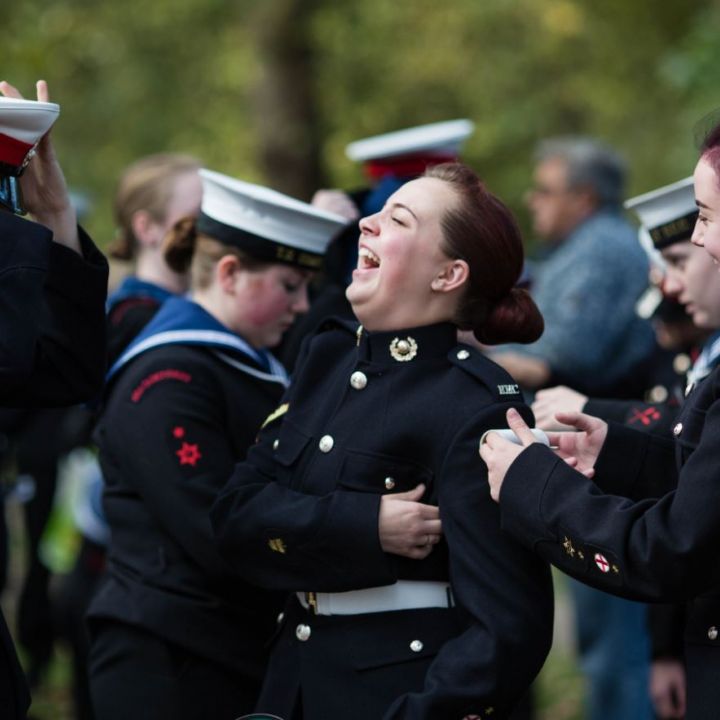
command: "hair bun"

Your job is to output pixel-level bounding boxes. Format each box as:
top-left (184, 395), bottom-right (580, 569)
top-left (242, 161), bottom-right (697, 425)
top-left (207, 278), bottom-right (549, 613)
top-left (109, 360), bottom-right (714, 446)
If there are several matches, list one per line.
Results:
top-left (474, 288), bottom-right (544, 345)
top-left (163, 217), bottom-right (198, 274)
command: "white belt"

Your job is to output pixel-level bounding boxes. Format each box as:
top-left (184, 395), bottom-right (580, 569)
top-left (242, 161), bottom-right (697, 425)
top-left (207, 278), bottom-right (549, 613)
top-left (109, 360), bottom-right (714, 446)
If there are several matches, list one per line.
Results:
top-left (296, 580), bottom-right (454, 616)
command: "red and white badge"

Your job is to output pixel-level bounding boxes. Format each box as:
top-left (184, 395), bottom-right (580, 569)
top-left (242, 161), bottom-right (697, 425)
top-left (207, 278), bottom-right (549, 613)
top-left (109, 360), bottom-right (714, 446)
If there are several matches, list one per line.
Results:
top-left (594, 553), bottom-right (610, 573)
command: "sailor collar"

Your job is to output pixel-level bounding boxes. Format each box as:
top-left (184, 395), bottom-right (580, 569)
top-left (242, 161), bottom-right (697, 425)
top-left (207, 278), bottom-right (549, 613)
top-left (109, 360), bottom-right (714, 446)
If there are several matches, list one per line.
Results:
top-left (107, 296), bottom-right (288, 387)
top-left (355, 322), bottom-right (457, 366)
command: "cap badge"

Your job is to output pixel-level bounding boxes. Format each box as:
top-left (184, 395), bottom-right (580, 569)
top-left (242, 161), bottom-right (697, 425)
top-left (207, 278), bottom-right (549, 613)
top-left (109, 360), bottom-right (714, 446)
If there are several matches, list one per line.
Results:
top-left (389, 336), bottom-right (418, 362)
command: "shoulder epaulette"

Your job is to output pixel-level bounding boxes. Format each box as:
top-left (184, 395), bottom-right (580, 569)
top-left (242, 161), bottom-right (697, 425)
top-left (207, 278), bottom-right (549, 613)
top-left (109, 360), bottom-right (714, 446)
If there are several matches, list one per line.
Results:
top-left (448, 345), bottom-right (523, 401)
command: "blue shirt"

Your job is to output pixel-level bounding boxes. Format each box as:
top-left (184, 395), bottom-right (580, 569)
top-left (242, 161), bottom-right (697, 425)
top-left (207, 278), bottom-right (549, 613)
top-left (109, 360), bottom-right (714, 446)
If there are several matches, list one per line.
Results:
top-left (503, 210), bottom-right (654, 390)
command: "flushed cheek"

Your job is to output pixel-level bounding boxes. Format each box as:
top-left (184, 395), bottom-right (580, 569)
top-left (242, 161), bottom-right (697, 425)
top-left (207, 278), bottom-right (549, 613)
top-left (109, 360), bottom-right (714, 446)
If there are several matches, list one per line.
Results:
top-left (245, 294), bottom-right (289, 328)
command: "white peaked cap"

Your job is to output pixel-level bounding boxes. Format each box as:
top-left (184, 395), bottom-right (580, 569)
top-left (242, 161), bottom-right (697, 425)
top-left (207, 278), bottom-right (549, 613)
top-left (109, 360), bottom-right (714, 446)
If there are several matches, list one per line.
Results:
top-left (625, 176), bottom-right (697, 250)
top-left (0, 97), bottom-right (60, 172)
top-left (346, 119), bottom-right (475, 162)
top-left (197, 169), bottom-right (347, 270)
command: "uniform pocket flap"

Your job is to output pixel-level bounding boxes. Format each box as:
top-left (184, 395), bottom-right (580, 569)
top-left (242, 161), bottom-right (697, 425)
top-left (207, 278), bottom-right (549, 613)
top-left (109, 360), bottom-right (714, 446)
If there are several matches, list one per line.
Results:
top-left (274, 422), bottom-right (311, 467)
top-left (337, 449), bottom-right (433, 494)
top-left (347, 608), bottom-right (458, 671)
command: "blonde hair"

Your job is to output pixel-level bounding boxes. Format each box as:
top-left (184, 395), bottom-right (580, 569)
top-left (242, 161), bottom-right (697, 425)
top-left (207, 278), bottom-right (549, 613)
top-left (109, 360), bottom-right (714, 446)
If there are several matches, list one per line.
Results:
top-left (109, 153), bottom-right (201, 261)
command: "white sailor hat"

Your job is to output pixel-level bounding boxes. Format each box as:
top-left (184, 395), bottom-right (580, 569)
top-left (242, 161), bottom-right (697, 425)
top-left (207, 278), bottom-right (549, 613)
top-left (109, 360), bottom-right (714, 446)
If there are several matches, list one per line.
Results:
top-left (346, 119), bottom-right (475, 178)
top-left (625, 176), bottom-right (697, 250)
top-left (197, 169), bottom-right (347, 271)
top-left (0, 97), bottom-right (59, 175)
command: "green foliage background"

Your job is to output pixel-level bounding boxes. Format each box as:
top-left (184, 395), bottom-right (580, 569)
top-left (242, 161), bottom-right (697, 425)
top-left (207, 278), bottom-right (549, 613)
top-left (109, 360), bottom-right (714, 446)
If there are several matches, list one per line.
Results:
top-left (4, 0), bottom-right (720, 247)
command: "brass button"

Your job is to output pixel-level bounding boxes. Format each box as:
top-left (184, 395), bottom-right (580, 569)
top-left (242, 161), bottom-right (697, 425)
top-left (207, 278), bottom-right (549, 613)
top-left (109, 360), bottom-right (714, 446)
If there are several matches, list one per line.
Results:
top-left (318, 435), bottom-right (334, 453)
top-left (273, 439), bottom-right (279, 450)
top-left (296, 624), bottom-right (311, 641)
top-left (709, 626), bottom-right (718, 641)
top-left (456, 349), bottom-right (470, 360)
top-left (384, 477), bottom-right (396, 490)
top-left (409, 639), bottom-right (423, 652)
top-left (673, 422), bottom-right (683, 436)
top-left (350, 371), bottom-right (368, 390)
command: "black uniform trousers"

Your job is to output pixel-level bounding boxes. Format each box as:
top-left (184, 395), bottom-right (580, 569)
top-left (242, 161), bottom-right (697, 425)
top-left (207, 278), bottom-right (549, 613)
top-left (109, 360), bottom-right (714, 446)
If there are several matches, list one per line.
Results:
top-left (90, 620), bottom-right (260, 720)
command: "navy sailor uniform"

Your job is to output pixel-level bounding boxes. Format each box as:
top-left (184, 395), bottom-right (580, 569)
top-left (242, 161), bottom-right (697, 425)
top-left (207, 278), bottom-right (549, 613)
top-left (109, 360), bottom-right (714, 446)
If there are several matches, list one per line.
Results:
top-left (211, 320), bottom-right (554, 720)
top-left (87, 296), bottom-right (286, 720)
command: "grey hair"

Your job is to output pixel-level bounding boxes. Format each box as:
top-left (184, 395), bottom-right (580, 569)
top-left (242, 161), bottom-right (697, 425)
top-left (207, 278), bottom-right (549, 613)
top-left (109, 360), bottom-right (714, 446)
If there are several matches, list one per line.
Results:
top-left (535, 136), bottom-right (627, 208)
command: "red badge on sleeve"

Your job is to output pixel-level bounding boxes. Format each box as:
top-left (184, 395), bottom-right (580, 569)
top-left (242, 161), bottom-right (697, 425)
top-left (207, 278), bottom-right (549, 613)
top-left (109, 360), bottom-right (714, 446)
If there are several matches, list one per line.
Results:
top-left (176, 442), bottom-right (202, 467)
top-left (594, 553), bottom-right (610, 573)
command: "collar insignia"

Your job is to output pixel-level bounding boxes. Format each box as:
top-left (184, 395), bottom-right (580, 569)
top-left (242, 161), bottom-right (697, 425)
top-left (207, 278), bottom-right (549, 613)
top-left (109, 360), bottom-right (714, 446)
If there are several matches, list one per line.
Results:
top-left (389, 336), bottom-right (418, 362)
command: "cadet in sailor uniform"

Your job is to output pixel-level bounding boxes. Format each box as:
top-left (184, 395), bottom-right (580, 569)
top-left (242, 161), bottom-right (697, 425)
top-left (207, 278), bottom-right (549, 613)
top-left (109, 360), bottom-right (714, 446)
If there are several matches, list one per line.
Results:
top-left (0, 81), bottom-right (109, 720)
top-left (105, 153), bottom-right (202, 363)
top-left (211, 163), bottom-right (554, 719)
top-left (481, 123), bottom-right (720, 720)
top-left (86, 171), bottom-right (346, 720)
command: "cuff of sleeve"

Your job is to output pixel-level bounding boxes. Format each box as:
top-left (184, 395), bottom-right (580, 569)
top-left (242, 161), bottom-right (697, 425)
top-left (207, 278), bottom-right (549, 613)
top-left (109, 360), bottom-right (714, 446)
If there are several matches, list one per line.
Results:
top-left (322, 491), bottom-right (396, 585)
top-left (499, 443), bottom-right (559, 548)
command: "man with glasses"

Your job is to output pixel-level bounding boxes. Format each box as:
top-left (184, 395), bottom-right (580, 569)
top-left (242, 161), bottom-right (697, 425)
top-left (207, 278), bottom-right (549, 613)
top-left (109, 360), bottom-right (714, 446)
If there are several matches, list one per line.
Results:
top-left (492, 136), bottom-right (654, 396)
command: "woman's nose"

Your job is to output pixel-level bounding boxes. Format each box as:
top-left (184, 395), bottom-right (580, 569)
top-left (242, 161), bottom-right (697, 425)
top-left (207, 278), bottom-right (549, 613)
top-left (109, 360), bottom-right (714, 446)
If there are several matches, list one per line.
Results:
top-left (359, 213), bottom-right (379, 235)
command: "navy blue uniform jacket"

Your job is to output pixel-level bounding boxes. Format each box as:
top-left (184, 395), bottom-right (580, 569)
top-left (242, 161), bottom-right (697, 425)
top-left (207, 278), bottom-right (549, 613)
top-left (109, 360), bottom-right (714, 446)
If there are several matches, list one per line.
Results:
top-left (212, 320), bottom-right (554, 720)
top-left (0, 211), bottom-right (108, 720)
top-left (499, 363), bottom-right (720, 720)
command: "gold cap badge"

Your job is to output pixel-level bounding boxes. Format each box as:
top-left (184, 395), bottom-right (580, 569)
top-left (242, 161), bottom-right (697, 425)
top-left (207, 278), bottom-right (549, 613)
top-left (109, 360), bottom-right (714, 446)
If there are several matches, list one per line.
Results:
top-left (389, 336), bottom-right (418, 362)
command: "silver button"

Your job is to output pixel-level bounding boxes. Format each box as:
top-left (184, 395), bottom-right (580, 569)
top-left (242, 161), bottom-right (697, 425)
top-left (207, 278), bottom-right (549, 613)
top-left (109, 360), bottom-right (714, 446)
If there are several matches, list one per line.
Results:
top-left (273, 439), bottom-right (279, 450)
top-left (350, 371), bottom-right (368, 390)
top-left (276, 612), bottom-right (284, 624)
top-left (456, 349), bottom-right (470, 360)
top-left (319, 435), bottom-right (334, 453)
top-left (673, 422), bottom-right (683, 436)
top-left (409, 639), bottom-right (423, 653)
top-left (709, 626), bottom-right (718, 641)
top-left (384, 477), bottom-right (396, 490)
top-left (674, 353), bottom-right (691, 374)
top-left (296, 624), bottom-right (311, 641)
top-left (647, 385), bottom-right (668, 403)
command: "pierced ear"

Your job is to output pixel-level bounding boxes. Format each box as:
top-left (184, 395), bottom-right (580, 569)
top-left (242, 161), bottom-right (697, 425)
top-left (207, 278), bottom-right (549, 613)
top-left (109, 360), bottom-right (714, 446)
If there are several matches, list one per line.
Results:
top-left (431, 259), bottom-right (469, 293)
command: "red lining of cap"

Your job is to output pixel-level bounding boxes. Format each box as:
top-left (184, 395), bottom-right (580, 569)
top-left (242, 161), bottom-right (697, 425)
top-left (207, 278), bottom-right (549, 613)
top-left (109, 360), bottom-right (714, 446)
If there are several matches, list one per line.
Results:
top-left (0, 132), bottom-right (33, 167)
top-left (364, 153), bottom-right (459, 180)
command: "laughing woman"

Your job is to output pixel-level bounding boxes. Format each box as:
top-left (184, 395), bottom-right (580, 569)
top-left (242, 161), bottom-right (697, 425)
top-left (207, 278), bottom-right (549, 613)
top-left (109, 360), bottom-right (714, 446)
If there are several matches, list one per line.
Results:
top-left (211, 163), bottom-right (554, 719)
top-left (86, 171), bottom-right (346, 720)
